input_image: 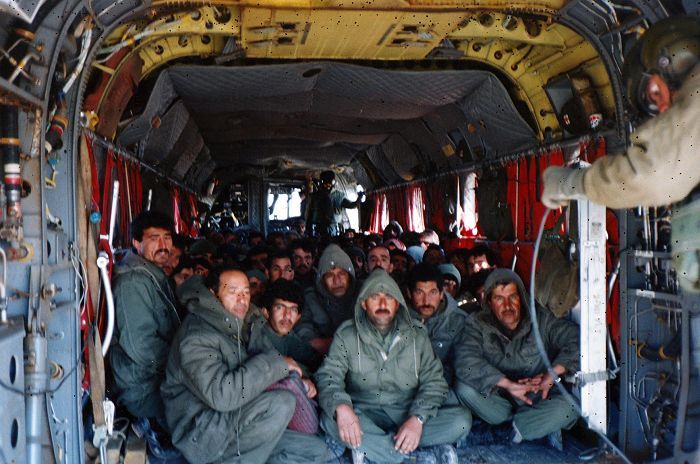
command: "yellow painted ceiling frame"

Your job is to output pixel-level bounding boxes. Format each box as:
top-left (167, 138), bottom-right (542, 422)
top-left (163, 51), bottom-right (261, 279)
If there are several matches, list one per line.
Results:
top-left (92, 1), bottom-right (615, 141)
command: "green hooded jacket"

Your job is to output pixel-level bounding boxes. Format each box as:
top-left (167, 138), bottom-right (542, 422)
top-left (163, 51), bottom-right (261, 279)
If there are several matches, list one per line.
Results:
top-left (108, 251), bottom-right (180, 419)
top-left (454, 268), bottom-right (580, 395)
top-left (410, 293), bottom-right (469, 386)
top-left (297, 244), bottom-right (358, 341)
top-left (160, 276), bottom-right (290, 463)
top-left (316, 270), bottom-right (448, 424)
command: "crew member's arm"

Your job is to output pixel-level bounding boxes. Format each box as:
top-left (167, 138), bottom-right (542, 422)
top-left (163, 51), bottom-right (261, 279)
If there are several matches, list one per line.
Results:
top-left (543, 88), bottom-right (699, 209)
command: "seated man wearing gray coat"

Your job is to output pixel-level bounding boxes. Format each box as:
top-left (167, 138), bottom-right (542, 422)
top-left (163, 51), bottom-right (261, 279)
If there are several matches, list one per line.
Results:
top-left (316, 269), bottom-right (470, 464)
top-left (454, 268), bottom-right (580, 450)
top-left (160, 269), bottom-right (327, 464)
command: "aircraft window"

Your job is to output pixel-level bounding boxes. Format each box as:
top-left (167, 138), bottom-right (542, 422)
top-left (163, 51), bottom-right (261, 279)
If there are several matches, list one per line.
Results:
top-left (268, 189), bottom-right (302, 220)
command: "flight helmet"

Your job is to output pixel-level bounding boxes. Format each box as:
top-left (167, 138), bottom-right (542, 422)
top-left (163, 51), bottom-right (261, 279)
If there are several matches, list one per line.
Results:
top-left (623, 15), bottom-right (700, 115)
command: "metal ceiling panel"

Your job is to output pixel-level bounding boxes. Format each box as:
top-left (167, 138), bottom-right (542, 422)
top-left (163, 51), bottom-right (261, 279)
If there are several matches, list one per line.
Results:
top-left (121, 61), bottom-right (536, 187)
top-left (142, 100), bottom-right (190, 165)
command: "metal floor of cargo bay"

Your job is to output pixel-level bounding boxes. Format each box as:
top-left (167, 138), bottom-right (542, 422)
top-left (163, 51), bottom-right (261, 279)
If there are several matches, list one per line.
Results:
top-left (334, 420), bottom-right (623, 463)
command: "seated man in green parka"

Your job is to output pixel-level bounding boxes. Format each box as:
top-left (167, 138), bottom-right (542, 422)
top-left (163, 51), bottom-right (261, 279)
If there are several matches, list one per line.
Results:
top-left (161, 269), bottom-right (327, 464)
top-left (316, 269), bottom-right (470, 464)
top-left (454, 268), bottom-right (580, 450)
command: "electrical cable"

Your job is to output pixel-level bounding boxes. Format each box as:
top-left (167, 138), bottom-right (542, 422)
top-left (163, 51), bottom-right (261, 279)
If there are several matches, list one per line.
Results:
top-left (530, 207), bottom-right (633, 464)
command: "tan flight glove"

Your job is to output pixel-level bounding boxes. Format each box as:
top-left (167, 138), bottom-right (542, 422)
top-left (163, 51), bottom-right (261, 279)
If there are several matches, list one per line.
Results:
top-left (541, 166), bottom-right (588, 209)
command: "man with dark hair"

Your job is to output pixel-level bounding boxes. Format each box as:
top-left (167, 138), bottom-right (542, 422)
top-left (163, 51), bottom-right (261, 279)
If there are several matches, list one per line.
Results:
top-left (248, 230), bottom-right (265, 247)
top-left (467, 268), bottom-right (493, 305)
top-left (247, 244), bottom-right (270, 275)
top-left (454, 269), bottom-right (580, 450)
top-left (267, 231), bottom-right (287, 251)
top-left (296, 244), bottom-right (358, 354)
top-left (163, 234), bottom-right (188, 276)
top-left (367, 245), bottom-right (393, 274)
top-left (189, 238), bottom-right (217, 264)
top-left (292, 217), bottom-right (307, 236)
top-left (423, 244), bottom-right (446, 266)
top-left (407, 264), bottom-right (470, 404)
top-left (345, 246), bottom-right (367, 281)
top-left (466, 245), bottom-right (498, 277)
top-left (390, 249), bottom-right (410, 285)
top-left (109, 211), bottom-right (181, 459)
top-left (268, 250), bottom-right (295, 283)
top-left (254, 279), bottom-right (323, 375)
top-left (290, 238), bottom-right (317, 289)
top-left (316, 270), bottom-right (470, 463)
top-left (447, 249), bottom-right (469, 284)
top-left (171, 256), bottom-right (194, 289)
top-left (191, 257), bottom-right (212, 278)
top-left (246, 269), bottom-right (267, 307)
top-left (162, 269), bottom-right (327, 463)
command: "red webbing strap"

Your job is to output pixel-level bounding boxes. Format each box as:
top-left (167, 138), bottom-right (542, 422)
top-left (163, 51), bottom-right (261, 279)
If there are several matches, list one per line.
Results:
top-left (186, 193), bottom-right (200, 238)
top-left (171, 187), bottom-right (182, 235)
top-left (115, 158), bottom-right (130, 247)
top-left (505, 161), bottom-right (519, 240)
top-left (100, 151), bottom-right (114, 240)
top-left (131, 161), bottom-right (143, 219)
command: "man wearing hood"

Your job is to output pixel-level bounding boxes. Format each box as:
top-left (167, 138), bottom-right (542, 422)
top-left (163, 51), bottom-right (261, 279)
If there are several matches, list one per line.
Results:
top-left (161, 269), bottom-right (327, 464)
top-left (109, 212), bottom-right (180, 437)
top-left (454, 269), bottom-right (580, 450)
top-left (296, 244), bottom-right (358, 354)
top-left (408, 264), bottom-right (470, 403)
top-left (316, 270), bottom-right (469, 463)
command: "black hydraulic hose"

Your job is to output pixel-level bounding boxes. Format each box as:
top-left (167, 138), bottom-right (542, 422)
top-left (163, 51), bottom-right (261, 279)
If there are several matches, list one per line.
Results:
top-left (530, 208), bottom-right (632, 464)
top-left (1, 105), bottom-right (22, 224)
top-left (637, 331), bottom-right (682, 362)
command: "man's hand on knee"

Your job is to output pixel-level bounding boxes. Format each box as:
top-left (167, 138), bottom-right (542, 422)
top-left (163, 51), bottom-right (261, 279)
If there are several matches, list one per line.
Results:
top-left (394, 416), bottom-right (423, 454)
top-left (336, 404), bottom-right (363, 448)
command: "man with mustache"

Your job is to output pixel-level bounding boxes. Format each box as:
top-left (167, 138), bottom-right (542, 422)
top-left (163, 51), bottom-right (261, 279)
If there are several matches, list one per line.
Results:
top-left (109, 212), bottom-right (181, 459)
top-left (296, 244), bottom-right (358, 354)
top-left (162, 269), bottom-right (327, 463)
top-left (316, 270), bottom-right (470, 463)
top-left (408, 264), bottom-right (470, 406)
top-left (255, 279), bottom-right (323, 375)
top-left (290, 238), bottom-right (317, 289)
top-left (268, 250), bottom-right (295, 283)
top-left (367, 245), bottom-right (393, 274)
top-left (454, 269), bottom-right (580, 451)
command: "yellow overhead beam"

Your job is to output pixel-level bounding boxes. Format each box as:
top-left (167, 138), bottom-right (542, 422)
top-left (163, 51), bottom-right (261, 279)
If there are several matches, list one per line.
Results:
top-left (91, 2), bottom-right (615, 140)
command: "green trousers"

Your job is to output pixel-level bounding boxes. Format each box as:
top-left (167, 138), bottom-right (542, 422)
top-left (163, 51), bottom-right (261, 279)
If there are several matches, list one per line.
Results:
top-left (321, 405), bottom-right (471, 464)
top-left (269, 430), bottom-right (328, 464)
top-left (213, 391), bottom-right (328, 464)
top-left (455, 381), bottom-right (578, 440)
